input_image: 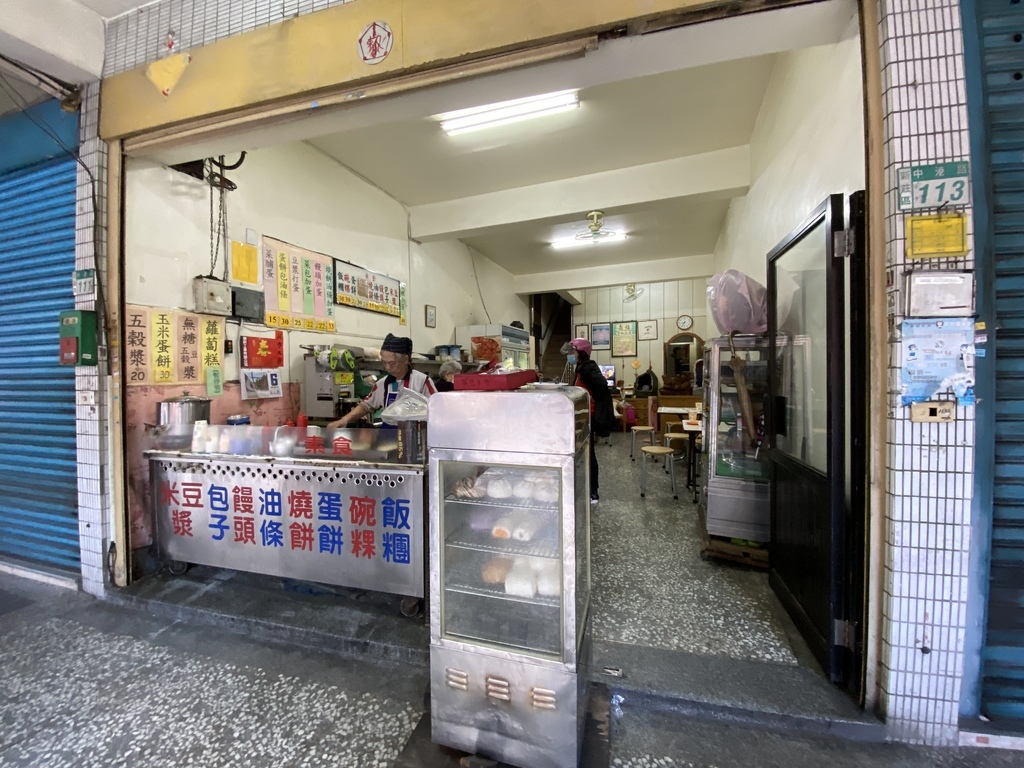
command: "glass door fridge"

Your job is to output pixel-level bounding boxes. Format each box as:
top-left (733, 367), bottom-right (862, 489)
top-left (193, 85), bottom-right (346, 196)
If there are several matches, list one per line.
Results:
top-left (704, 335), bottom-right (771, 542)
top-left (427, 387), bottom-right (591, 768)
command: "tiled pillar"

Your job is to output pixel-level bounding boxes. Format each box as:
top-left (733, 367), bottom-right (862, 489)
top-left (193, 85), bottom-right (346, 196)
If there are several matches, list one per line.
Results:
top-left (877, 0), bottom-right (975, 746)
top-left (75, 81), bottom-right (111, 597)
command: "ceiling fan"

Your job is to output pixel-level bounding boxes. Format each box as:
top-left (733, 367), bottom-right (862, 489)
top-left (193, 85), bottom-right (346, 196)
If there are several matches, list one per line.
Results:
top-left (574, 210), bottom-right (622, 244)
top-left (623, 283), bottom-right (645, 303)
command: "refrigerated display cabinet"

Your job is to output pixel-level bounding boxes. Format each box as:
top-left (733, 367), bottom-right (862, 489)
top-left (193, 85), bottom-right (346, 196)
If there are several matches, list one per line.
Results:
top-left (427, 386), bottom-right (591, 768)
top-left (702, 335), bottom-right (771, 542)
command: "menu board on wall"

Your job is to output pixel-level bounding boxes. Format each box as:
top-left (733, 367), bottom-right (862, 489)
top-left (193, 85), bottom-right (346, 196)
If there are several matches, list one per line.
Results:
top-left (334, 258), bottom-right (406, 323)
top-left (262, 236), bottom-right (337, 332)
top-left (125, 305), bottom-right (224, 385)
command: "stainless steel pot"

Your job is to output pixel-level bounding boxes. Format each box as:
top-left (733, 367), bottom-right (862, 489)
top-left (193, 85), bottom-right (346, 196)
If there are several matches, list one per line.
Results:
top-left (157, 392), bottom-right (212, 426)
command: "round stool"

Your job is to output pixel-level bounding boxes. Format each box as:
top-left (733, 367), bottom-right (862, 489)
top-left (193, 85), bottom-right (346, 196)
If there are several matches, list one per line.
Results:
top-left (640, 445), bottom-right (677, 499)
top-left (630, 426), bottom-right (656, 460)
top-left (663, 433), bottom-right (687, 473)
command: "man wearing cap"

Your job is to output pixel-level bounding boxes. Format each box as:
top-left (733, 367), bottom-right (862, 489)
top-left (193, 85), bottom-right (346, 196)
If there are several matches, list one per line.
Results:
top-left (562, 337), bottom-right (616, 505)
top-left (327, 334), bottom-right (436, 428)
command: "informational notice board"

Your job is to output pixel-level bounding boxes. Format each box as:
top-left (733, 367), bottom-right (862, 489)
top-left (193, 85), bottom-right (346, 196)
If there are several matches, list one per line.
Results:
top-left (262, 236), bottom-right (337, 332)
top-left (125, 305), bottom-right (224, 385)
top-left (334, 257), bottom-right (406, 323)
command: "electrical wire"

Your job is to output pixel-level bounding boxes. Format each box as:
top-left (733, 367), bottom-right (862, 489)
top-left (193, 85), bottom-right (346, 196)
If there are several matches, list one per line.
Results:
top-left (0, 72), bottom-right (110, 375)
top-left (469, 248), bottom-right (492, 324)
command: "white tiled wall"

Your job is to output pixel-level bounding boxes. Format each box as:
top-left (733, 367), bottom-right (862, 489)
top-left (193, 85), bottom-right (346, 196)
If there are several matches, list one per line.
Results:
top-left (75, 81), bottom-right (110, 597)
top-left (104, 0), bottom-right (353, 76)
top-left (877, 0), bottom-right (974, 746)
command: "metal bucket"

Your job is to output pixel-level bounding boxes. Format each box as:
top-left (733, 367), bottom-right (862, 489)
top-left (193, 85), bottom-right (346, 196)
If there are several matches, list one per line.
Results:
top-left (396, 421), bottom-right (426, 464)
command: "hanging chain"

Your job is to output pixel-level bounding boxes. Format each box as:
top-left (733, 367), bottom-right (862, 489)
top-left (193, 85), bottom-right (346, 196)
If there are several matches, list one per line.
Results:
top-left (208, 160), bottom-right (217, 276)
top-left (207, 159), bottom-right (229, 278)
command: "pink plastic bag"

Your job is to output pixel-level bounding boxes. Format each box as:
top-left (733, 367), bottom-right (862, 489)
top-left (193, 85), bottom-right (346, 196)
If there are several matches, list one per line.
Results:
top-left (706, 270), bottom-right (768, 335)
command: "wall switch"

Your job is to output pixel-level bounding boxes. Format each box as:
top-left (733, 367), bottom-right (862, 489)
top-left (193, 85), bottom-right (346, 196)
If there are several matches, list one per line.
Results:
top-left (910, 401), bottom-right (955, 423)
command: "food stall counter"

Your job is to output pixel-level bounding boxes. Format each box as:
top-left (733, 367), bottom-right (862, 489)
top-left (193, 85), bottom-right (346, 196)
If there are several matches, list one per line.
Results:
top-left (145, 425), bottom-right (427, 599)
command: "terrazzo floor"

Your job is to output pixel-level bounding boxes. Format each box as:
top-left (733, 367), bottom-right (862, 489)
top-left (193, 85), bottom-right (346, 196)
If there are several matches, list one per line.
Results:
top-left (0, 582), bottom-right (426, 768)
top-left (588, 435), bottom-right (797, 665)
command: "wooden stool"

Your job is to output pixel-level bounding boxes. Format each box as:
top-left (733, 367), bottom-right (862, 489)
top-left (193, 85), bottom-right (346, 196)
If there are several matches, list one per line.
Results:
top-left (640, 445), bottom-right (677, 499)
top-left (630, 426), bottom-right (656, 460)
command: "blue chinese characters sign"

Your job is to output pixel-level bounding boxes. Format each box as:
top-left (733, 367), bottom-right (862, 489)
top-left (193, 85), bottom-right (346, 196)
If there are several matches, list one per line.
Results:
top-left (151, 457), bottom-right (424, 597)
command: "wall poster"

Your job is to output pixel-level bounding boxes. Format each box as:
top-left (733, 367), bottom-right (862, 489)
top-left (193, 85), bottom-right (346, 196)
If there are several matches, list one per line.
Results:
top-left (611, 321), bottom-right (638, 357)
top-left (334, 257), bottom-right (403, 320)
top-left (900, 317), bottom-right (975, 406)
top-left (591, 323), bottom-right (611, 350)
top-left (262, 236), bottom-right (337, 332)
top-left (125, 305), bottom-right (224, 385)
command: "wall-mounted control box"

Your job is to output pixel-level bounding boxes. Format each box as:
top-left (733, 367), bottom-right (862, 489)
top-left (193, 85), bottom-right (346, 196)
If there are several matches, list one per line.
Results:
top-left (58, 310), bottom-right (98, 365)
top-left (232, 286), bottom-right (265, 322)
top-left (193, 276), bottom-right (232, 316)
top-left (910, 401), bottom-right (955, 423)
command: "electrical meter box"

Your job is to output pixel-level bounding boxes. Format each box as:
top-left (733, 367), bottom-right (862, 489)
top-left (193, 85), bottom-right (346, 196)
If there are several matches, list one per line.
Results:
top-left (193, 276), bottom-right (232, 316)
top-left (58, 310), bottom-right (98, 366)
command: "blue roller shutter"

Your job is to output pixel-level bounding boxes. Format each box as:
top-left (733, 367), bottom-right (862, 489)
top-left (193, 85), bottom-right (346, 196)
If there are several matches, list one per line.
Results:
top-left (0, 156), bottom-right (80, 569)
top-left (974, 0), bottom-right (1024, 723)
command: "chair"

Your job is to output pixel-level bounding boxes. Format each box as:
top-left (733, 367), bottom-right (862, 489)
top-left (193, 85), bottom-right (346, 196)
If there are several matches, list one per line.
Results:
top-left (640, 445), bottom-right (677, 499)
top-left (663, 422), bottom-right (687, 473)
top-left (630, 426), bottom-right (656, 460)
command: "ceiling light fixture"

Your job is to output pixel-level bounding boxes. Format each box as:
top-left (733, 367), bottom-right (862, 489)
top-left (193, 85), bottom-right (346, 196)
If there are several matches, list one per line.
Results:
top-left (438, 89), bottom-right (579, 136)
top-left (551, 210), bottom-right (626, 249)
top-left (551, 231), bottom-right (626, 249)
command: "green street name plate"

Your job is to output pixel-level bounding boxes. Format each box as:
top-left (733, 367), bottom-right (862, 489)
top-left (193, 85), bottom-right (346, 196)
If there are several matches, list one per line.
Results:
top-left (898, 161), bottom-right (970, 210)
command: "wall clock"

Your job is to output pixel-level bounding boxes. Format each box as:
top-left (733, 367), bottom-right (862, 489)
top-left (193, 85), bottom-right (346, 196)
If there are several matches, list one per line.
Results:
top-left (676, 314), bottom-right (694, 331)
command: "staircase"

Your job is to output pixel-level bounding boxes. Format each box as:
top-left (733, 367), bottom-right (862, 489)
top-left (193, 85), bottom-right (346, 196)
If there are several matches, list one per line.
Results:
top-left (539, 298), bottom-right (574, 382)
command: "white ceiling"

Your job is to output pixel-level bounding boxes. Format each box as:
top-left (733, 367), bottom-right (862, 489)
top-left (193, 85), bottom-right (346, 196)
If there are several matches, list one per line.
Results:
top-left (132, 0), bottom-right (858, 282)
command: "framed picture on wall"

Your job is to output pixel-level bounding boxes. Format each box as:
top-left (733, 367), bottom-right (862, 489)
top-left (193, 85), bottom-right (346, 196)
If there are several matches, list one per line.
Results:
top-left (425, 304), bottom-right (436, 328)
top-left (591, 323), bottom-right (611, 350)
top-left (638, 320), bottom-right (658, 341)
top-left (611, 321), bottom-right (638, 356)
top-left (574, 324), bottom-right (589, 341)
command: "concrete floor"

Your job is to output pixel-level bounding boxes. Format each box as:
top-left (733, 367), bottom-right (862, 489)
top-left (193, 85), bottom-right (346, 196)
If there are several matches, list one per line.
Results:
top-left (0, 437), bottom-right (1020, 765)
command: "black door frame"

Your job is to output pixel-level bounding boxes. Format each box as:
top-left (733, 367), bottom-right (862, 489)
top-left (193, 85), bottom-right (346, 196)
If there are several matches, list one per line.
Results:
top-left (766, 192), bottom-right (867, 702)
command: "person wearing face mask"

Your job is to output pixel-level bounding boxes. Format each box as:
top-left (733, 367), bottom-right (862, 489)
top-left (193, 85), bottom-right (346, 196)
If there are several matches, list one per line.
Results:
top-left (327, 334), bottom-right (436, 428)
top-left (561, 338), bottom-right (616, 505)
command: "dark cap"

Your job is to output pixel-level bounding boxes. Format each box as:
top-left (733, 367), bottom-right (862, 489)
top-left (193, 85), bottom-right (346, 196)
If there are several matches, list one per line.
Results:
top-left (381, 333), bottom-right (413, 356)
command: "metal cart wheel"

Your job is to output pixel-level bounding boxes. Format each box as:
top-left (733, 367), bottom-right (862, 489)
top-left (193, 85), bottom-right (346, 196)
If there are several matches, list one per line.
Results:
top-left (400, 597), bottom-right (423, 617)
top-left (167, 560), bottom-right (189, 576)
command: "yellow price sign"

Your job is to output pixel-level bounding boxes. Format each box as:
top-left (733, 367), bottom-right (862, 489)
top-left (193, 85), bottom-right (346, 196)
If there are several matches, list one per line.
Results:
top-left (328, 321), bottom-right (336, 332)
top-left (304, 318), bottom-right (316, 330)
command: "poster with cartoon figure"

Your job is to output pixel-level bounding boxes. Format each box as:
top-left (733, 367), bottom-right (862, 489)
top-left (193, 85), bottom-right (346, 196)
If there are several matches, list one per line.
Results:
top-left (900, 317), bottom-right (975, 406)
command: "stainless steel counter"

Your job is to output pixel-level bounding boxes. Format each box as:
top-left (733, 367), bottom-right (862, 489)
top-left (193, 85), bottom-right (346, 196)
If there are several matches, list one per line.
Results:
top-left (146, 448), bottom-right (426, 597)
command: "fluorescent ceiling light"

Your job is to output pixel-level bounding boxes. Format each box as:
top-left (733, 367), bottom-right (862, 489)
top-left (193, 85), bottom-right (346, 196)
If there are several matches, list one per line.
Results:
top-left (551, 231), bottom-right (626, 250)
top-left (438, 90), bottom-right (579, 136)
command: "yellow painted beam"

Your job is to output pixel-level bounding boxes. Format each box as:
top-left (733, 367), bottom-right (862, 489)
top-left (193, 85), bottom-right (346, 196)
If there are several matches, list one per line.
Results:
top-left (100, 0), bottom-right (714, 140)
top-left (101, 0), bottom-right (406, 139)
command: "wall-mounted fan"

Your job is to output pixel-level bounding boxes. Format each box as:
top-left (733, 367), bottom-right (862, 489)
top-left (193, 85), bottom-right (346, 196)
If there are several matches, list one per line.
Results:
top-left (574, 211), bottom-right (621, 244)
top-left (623, 283), bottom-right (645, 303)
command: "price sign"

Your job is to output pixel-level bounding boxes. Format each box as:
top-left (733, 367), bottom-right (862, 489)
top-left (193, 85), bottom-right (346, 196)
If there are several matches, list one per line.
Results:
top-left (898, 161), bottom-right (970, 210)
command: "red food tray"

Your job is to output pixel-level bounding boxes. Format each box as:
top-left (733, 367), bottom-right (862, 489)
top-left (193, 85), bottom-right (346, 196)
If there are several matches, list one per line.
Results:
top-left (453, 369), bottom-right (539, 391)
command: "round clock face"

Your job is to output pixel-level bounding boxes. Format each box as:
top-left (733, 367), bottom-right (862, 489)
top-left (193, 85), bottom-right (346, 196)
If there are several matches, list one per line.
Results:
top-left (676, 314), bottom-right (693, 331)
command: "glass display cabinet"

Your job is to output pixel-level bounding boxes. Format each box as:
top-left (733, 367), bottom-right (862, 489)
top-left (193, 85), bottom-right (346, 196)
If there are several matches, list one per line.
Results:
top-left (703, 335), bottom-right (771, 542)
top-left (427, 386), bottom-right (591, 768)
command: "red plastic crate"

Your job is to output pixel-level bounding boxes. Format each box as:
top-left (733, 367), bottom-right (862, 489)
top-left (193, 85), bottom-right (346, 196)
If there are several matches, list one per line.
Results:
top-left (453, 369), bottom-right (539, 391)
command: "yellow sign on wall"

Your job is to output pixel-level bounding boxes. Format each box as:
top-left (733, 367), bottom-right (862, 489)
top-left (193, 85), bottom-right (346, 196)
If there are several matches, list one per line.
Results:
top-left (906, 212), bottom-right (968, 259)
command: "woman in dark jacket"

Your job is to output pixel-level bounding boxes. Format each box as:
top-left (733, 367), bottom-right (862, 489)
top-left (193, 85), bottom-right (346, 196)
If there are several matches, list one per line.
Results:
top-left (562, 337), bottom-right (616, 505)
